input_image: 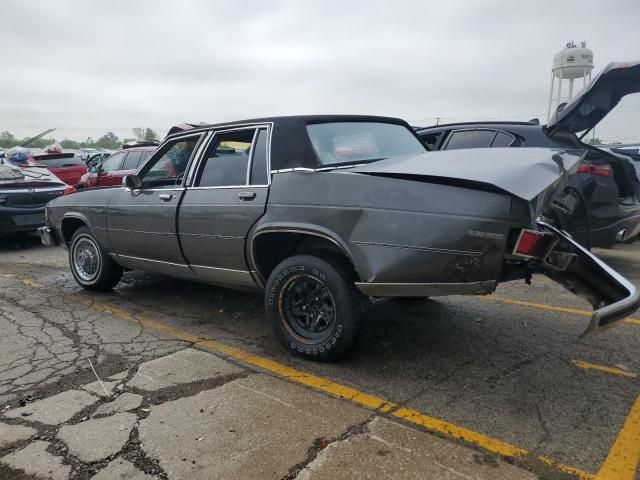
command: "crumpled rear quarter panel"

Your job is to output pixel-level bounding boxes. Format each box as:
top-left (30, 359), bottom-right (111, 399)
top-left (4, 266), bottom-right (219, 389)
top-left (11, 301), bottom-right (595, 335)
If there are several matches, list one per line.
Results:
top-left (260, 171), bottom-right (514, 283)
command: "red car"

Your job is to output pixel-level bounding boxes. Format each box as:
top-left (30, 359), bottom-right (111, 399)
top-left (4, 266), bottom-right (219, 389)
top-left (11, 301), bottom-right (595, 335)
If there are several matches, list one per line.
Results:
top-left (77, 146), bottom-right (156, 188)
top-left (31, 151), bottom-right (87, 186)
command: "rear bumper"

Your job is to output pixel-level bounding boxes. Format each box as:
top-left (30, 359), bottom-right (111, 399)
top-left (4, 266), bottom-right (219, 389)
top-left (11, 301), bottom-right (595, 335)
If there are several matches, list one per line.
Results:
top-left (538, 221), bottom-right (640, 335)
top-left (0, 207), bottom-right (45, 234)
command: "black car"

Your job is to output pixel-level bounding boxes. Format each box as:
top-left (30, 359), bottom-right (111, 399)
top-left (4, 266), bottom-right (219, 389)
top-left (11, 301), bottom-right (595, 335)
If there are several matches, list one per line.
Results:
top-left (416, 62), bottom-right (640, 249)
top-left (0, 162), bottom-right (67, 234)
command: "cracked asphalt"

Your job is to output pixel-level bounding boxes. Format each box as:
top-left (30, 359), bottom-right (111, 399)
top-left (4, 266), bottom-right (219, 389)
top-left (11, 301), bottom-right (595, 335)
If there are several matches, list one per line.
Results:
top-left (0, 233), bottom-right (638, 479)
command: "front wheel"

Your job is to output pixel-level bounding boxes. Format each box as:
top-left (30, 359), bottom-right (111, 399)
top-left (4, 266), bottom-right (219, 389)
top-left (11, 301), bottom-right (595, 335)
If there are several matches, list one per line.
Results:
top-left (265, 255), bottom-right (364, 361)
top-left (69, 226), bottom-right (122, 291)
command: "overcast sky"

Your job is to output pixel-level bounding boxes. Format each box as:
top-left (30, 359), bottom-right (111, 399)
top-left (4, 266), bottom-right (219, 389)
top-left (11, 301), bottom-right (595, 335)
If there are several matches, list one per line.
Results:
top-left (1, 0), bottom-right (639, 143)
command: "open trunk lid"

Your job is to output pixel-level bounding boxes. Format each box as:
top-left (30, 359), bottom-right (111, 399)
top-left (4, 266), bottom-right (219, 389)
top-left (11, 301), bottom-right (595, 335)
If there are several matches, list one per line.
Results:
top-left (547, 61), bottom-right (640, 134)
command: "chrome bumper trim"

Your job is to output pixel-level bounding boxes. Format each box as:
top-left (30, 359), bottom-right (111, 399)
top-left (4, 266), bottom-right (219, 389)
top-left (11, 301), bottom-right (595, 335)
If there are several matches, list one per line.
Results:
top-left (538, 220), bottom-right (640, 335)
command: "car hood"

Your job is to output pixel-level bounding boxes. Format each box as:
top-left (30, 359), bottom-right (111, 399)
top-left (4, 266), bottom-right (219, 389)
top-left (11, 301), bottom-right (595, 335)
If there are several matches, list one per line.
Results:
top-left (547, 61), bottom-right (640, 134)
top-left (348, 147), bottom-right (582, 202)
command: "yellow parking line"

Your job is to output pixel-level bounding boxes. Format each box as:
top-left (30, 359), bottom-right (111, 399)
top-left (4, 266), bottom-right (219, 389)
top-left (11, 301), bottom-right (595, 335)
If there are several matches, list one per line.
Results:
top-left (479, 295), bottom-right (640, 326)
top-left (595, 395), bottom-right (640, 480)
top-left (571, 359), bottom-right (638, 378)
top-left (20, 279), bottom-right (595, 478)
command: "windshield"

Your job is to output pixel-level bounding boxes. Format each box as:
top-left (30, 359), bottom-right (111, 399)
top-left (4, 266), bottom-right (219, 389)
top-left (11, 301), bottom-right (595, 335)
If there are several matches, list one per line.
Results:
top-left (306, 122), bottom-right (426, 166)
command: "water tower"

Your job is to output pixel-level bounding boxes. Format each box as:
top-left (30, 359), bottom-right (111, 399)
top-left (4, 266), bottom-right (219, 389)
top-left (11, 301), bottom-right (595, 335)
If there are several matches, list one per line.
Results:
top-left (546, 41), bottom-right (594, 121)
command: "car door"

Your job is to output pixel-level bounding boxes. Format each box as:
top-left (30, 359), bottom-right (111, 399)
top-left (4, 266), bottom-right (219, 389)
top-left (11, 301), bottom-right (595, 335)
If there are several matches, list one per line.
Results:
top-left (106, 134), bottom-right (204, 273)
top-left (178, 125), bottom-right (270, 287)
top-left (95, 151), bottom-right (126, 187)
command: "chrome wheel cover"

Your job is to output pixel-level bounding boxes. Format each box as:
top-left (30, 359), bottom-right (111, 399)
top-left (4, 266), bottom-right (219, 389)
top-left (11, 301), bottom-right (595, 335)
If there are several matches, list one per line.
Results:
top-left (73, 236), bottom-right (101, 282)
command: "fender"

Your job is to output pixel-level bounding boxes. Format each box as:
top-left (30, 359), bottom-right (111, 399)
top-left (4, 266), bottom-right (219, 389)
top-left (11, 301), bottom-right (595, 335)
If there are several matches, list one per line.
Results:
top-left (59, 211), bottom-right (115, 254)
top-left (247, 222), bottom-right (365, 286)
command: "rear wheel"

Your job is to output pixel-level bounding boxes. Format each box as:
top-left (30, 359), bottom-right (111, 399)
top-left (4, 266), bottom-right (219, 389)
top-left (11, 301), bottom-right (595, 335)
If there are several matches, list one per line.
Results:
top-left (69, 226), bottom-right (122, 291)
top-left (265, 255), bottom-right (365, 361)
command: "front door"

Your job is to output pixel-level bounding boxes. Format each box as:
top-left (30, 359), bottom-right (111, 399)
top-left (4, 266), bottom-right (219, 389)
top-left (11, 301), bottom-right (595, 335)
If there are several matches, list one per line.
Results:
top-left (107, 134), bottom-right (204, 272)
top-left (94, 151), bottom-right (126, 187)
top-left (179, 126), bottom-right (270, 287)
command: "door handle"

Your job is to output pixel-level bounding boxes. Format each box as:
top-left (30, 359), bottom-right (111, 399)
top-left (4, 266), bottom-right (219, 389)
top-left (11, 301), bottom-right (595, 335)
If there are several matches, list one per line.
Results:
top-left (237, 191), bottom-right (256, 201)
top-left (158, 193), bottom-right (174, 202)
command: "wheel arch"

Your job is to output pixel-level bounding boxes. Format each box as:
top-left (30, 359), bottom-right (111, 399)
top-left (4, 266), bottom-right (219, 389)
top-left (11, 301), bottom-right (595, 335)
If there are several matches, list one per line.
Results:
top-left (249, 226), bottom-right (363, 287)
top-left (60, 213), bottom-right (93, 246)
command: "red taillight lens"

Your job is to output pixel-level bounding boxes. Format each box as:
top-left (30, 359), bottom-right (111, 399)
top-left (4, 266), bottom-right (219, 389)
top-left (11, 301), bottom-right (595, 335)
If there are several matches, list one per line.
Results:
top-left (576, 162), bottom-right (613, 177)
top-left (514, 229), bottom-right (552, 258)
top-left (63, 185), bottom-right (76, 195)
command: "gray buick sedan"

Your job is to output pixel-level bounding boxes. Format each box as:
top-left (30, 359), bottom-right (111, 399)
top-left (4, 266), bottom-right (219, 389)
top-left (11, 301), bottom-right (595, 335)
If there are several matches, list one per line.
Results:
top-left (39, 115), bottom-right (639, 360)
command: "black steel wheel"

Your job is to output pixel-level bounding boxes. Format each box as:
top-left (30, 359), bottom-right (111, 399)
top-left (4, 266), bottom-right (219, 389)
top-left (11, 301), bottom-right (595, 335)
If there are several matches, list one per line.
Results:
top-left (265, 254), bottom-right (365, 361)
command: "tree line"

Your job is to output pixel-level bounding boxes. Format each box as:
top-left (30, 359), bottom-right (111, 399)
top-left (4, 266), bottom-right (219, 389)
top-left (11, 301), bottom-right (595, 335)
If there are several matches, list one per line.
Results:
top-left (0, 128), bottom-right (160, 150)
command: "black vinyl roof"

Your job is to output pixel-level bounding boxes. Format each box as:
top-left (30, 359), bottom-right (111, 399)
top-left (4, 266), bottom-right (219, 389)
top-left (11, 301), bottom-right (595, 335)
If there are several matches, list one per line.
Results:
top-left (167, 115), bottom-right (412, 170)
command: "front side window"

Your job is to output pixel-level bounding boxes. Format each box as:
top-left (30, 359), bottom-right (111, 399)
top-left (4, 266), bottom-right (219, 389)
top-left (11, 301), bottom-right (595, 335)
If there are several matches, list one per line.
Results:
top-left (306, 122), bottom-right (426, 167)
top-left (444, 130), bottom-right (496, 150)
top-left (99, 152), bottom-right (125, 172)
top-left (196, 129), bottom-right (254, 187)
top-left (140, 136), bottom-right (200, 188)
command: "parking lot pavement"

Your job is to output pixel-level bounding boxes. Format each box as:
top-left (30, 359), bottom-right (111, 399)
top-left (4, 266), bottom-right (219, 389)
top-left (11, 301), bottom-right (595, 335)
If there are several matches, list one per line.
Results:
top-left (0, 234), bottom-right (639, 479)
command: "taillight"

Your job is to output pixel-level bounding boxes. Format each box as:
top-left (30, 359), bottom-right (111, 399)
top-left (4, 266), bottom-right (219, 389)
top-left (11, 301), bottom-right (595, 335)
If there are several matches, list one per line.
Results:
top-left (576, 162), bottom-right (613, 177)
top-left (513, 229), bottom-right (553, 258)
top-left (63, 185), bottom-right (76, 195)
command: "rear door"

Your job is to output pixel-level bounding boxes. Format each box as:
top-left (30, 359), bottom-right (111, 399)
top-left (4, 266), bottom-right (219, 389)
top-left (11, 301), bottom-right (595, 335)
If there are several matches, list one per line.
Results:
top-left (179, 125), bottom-right (270, 287)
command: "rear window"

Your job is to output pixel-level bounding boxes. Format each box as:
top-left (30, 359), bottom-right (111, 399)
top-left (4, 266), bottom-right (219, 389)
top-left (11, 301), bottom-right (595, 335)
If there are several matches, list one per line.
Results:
top-left (32, 154), bottom-right (84, 168)
top-left (306, 122), bottom-right (426, 166)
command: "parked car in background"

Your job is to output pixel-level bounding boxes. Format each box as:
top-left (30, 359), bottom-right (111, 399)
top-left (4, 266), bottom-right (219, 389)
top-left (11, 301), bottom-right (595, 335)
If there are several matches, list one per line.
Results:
top-left (1, 149), bottom-right (67, 234)
top-left (416, 62), bottom-right (640, 248)
top-left (609, 146), bottom-right (640, 181)
top-left (76, 146), bottom-right (155, 189)
top-left (85, 151), bottom-right (112, 169)
top-left (77, 148), bottom-right (98, 162)
top-left (31, 150), bottom-right (87, 186)
top-left (39, 115), bottom-right (638, 360)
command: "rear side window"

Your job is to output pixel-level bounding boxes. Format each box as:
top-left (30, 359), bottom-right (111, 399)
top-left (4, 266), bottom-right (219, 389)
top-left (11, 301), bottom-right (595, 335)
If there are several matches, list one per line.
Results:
top-left (491, 131), bottom-right (516, 147)
top-left (122, 151), bottom-right (143, 170)
top-left (444, 130), bottom-right (496, 150)
top-left (250, 129), bottom-right (269, 185)
top-left (306, 122), bottom-right (426, 166)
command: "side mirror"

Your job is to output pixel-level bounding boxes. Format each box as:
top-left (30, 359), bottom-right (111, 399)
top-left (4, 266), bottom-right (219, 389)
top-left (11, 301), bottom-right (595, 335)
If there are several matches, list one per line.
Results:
top-left (123, 174), bottom-right (142, 190)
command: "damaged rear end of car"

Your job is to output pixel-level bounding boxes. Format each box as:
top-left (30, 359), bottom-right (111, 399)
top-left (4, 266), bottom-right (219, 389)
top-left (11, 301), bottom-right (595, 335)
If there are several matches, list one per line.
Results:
top-left (350, 146), bottom-right (640, 336)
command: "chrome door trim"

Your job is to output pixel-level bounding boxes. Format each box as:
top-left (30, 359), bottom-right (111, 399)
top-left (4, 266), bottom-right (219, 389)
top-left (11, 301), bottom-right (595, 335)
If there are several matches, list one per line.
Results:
top-left (186, 123), bottom-right (273, 189)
